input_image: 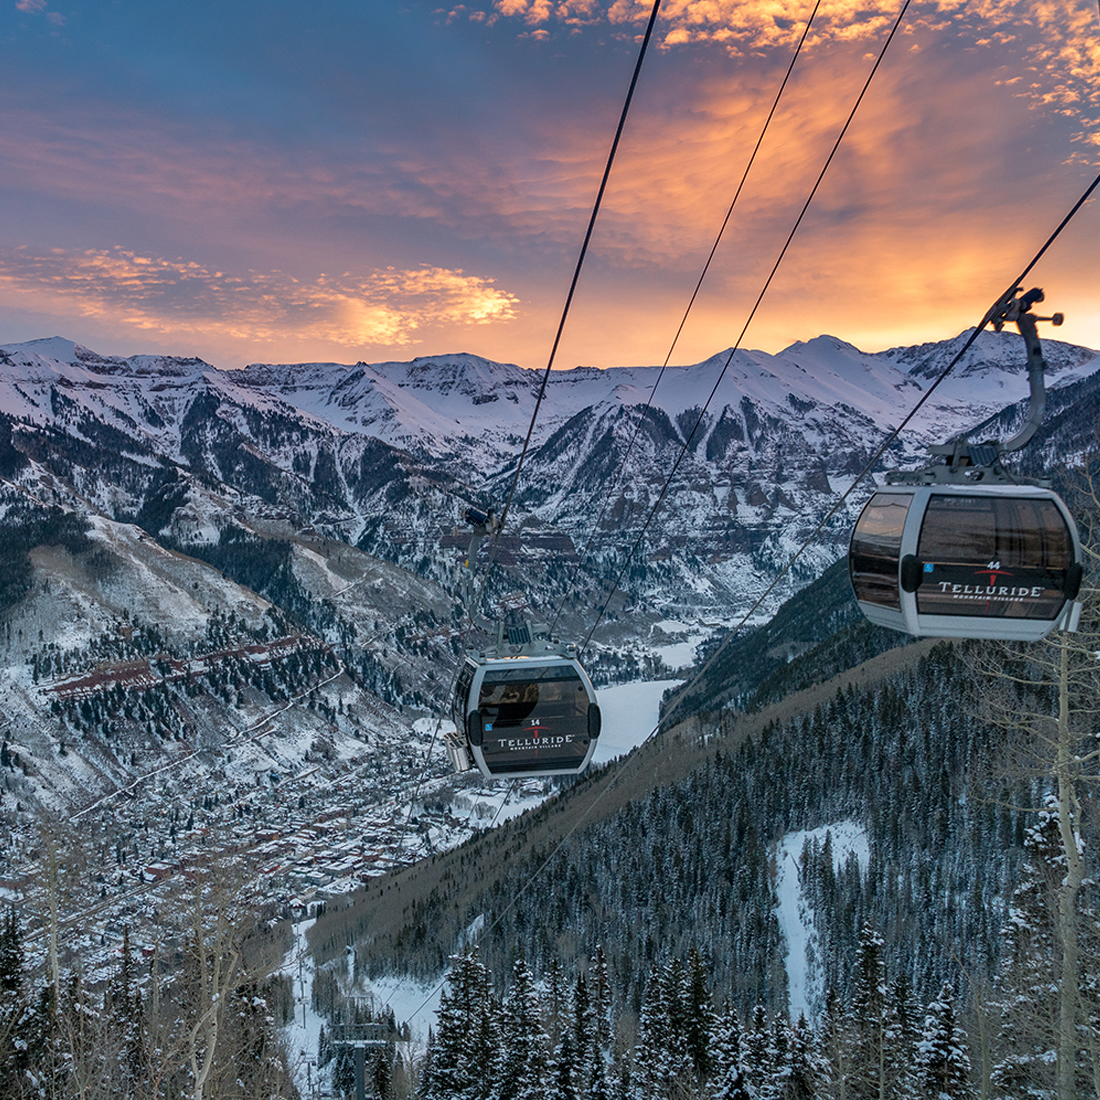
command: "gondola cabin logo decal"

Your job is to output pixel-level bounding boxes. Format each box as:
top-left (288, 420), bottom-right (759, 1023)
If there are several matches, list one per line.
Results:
top-left (918, 559), bottom-right (1061, 617)
top-left (502, 734), bottom-right (576, 752)
top-left (973, 561), bottom-right (1014, 586)
top-left (929, 560), bottom-right (1044, 599)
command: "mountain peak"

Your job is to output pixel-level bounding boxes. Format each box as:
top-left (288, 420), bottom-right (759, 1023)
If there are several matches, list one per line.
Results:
top-left (1, 335), bottom-right (83, 365)
top-left (779, 334), bottom-right (862, 357)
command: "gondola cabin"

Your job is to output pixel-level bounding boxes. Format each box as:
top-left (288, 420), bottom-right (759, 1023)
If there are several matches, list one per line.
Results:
top-left (849, 484), bottom-right (1083, 640)
top-left (449, 654), bottom-right (601, 779)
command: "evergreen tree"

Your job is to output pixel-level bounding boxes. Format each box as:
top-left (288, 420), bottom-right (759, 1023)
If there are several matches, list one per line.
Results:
top-left (374, 1048), bottom-right (393, 1100)
top-left (0, 905), bottom-right (22, 996)
top-left (574, 969), bottom-right (594, 1066)
top-left (710, 1061), bottom-right (756, 1100)
top-left (423, 950), bottom-right (497, 1100)
top-left (0, 906), bottom-right (29, 1097)
top-left (777, 1016), bottom-right (819, 1100)
top-left (685, 948), bottom-right (716, 1081)
top-left (708, 1004), bottom-right (743, 1095)
top-left (549, 1029), bottom-right (580, 1100)
top-left (499, 956), bottom-right (546, 1100)
top-left (848, 926), bottom-right (887, 1100)
top-left (104, 924), bottom-right (145, 1085)
top-left (590, 1047), bottom-right (612, 1100)
top-left (635, 967), bottom-right (673, 1100)
top-left (659, 955), bottom-right (694, 1091)
top-left (592, 945), bottom-right (613, 1064)
top-left (914, 985), bottom-right (971, 1100)
top-left (333, 1043), bottom-right (356, 1097)
top-left (544, 957), bottom-right (568, 1049)
top-left (743, 1006), bottom-right (771, 1096)
top-left (884, 974), bottom-right (918, 1099)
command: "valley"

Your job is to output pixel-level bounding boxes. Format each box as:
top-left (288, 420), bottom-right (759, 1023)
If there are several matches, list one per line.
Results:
top-left (0, 328), bottom-right (1098, 1097)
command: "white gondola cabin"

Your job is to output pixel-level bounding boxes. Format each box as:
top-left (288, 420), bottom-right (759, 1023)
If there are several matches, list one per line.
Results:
top-left (849, 288), bottom-right (1085, 642)
top-left (850, 484), bottom-right (1083, 640)
top-left (448, 653), bottom-right (601, 779)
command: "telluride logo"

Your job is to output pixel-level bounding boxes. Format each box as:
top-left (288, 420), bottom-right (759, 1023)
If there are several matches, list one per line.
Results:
top-left (936, 583), bottom-right (1045, 599)
top-left (974, 562), bottom-right (1013, 586)
top-left (505, 735), bottom-right (576, 751)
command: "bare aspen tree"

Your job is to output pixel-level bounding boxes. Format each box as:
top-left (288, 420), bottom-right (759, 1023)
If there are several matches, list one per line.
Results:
top-left (147, 843), bottom-right (295, 1100)
top-left (31, 811), bottom-right (84, 1004)
top-left (978, 470), bottom-right (1100, 1099)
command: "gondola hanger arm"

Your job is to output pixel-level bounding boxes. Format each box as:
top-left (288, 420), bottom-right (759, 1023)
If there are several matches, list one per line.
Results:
top-left (929, 287), bottom-right (1063, 466)
top-left (996, 287), bottom-right (1063, 456)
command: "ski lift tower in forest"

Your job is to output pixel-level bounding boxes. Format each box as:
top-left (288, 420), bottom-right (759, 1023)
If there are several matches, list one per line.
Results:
top-left (330, 1023), bottom-right (387, 1100)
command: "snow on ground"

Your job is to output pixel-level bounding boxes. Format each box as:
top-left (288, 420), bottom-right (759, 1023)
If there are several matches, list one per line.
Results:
top-left (649, 620), bottom-right (707, 671)
top-left (775, 820), bottom-right (869, 1023)
top-left (653, 637), bottom-right (705, 670)
top-left (368, 976), bottom-right (444, 1043)
top-left (592, 679), bottom-right (680, 765)
top-left (281, 917), bottom-right (328, 1098)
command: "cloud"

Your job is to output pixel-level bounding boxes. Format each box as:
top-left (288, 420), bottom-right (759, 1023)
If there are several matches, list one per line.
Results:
top-left (15, 0), bottom-right (64, 24)
top-left (0, 247), bottom-right (520, 350)
top-left (482, 0), bottom-right (1100, 146)
top-left (0, 102), bottom-right (549, 244)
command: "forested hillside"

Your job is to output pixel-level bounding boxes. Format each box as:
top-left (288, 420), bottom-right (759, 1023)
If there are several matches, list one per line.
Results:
top-left (309, 474), bottom-right (1100, 1096)
top-left (326, 643), bottom-right (1024, 1011)
top-left (666, 556), bottom-right (909, 721)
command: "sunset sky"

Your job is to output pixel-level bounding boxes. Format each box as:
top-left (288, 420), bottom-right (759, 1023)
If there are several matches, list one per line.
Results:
top-left (2, 0), bottom-right (1098, 371)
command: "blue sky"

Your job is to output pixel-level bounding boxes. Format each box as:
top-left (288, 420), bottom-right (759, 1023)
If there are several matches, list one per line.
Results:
top-left (1, 0), bottom-right (1098, 369)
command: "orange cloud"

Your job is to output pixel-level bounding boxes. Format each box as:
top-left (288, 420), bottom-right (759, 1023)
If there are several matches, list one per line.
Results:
top-left (483, 0), bottom-right (1100, 147)
top-left (0, 247), bottom-right (519, 350)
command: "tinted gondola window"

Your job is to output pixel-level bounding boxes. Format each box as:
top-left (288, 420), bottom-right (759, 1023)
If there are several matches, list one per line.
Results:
top-left (477, 665), bottom-right (590, 773)
top-left (850, 493), bottom-right (911, 608)
top-left (916, 495), bottom-right (1073, 620)
top-left (452, 662), bottom-right (475, 727)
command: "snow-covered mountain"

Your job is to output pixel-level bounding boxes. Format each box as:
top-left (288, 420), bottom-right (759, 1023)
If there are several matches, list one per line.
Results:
top-left (1, 328), bottom-right (1096, 629)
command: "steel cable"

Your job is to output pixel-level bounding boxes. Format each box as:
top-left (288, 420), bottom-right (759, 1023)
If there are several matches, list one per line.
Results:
top-left (579, 0), bottom-right (916, 652)
top-left (546, 0), bottom-right (824, 637)
top-left (388, 8), bottom-right (1100, 1032)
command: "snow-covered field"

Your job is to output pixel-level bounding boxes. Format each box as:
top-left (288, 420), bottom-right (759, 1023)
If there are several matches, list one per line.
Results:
top-left (649, 620), bottom-right (707, 671)
top-left (593, 678), bottom-right (680, 764)
top-left (775, 820), bottom-right (869, 1022)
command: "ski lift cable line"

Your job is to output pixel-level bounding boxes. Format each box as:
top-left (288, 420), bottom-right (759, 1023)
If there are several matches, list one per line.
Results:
top-left (404, 18), bottom-right (1100, 1038)
top-left (401, 177), bottom-right (1100, 1029)
top-left (400, 92), bottom-right (1100, 1047)
top-left (398, 0), bottom-right (663, 826)
top-left (547, 0), bottom-right (824, 637)
top-left (578, 0), bottom-right (915, 654)
top-left (657, 168), bottom-right (1100, 730)
top-left (403, 0), bottom-right (919, 1019)
top-left (469, 0), bottom-right (664, 632)
top-left (403, 118), bottom-right (1100, 1037)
